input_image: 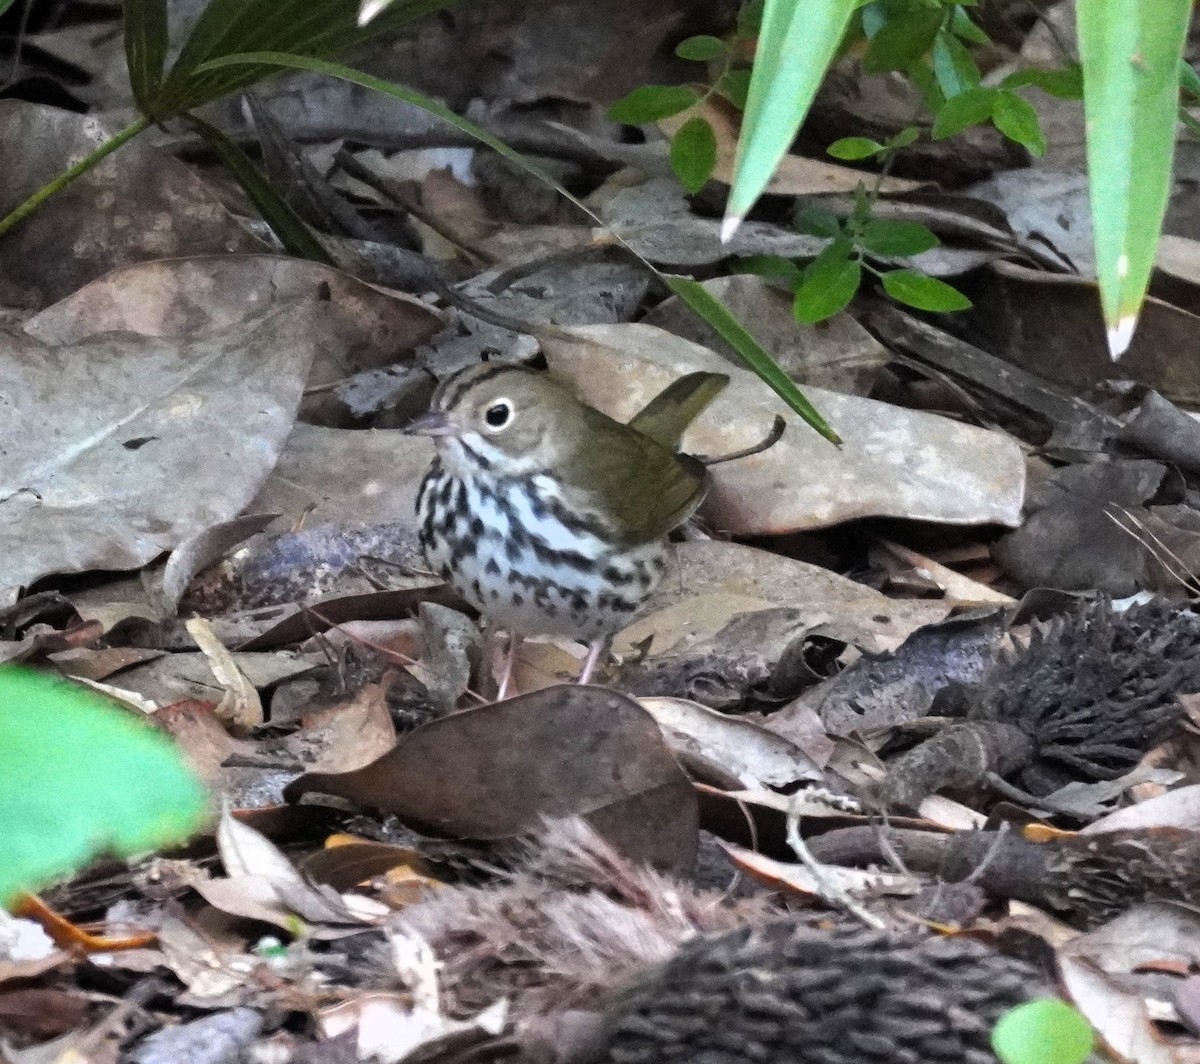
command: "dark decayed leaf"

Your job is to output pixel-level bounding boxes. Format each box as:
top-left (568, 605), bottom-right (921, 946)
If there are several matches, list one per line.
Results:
top-left (285, 685), bottom-right (699, 874)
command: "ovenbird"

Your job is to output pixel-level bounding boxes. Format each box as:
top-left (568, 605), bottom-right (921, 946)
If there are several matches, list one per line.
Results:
top-left (405, 363), bottom-right (727, 689)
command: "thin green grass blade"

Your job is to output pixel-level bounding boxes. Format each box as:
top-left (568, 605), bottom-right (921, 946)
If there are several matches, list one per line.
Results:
top-left (667, 277), bottom-right (842, 443)
top-left (187, 115), bottom-right (333, 263)
top-left (723, 0), bottom-right (859, 237)
top-left (1077, 0), bottom-right (1191, 357)
top-left (197, 51), bottom-right (838, 443)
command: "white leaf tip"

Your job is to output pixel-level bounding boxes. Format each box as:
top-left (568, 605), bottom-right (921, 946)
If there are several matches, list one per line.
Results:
top-left (720, 214), bottom-right (743, 244)
top-left (357, 0), bottom-right (387, 25)
top-left (1107, 315), bottom-right (1136, 360)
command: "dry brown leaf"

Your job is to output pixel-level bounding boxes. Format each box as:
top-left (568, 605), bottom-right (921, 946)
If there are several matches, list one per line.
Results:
top-left (285, 685), bottom-right (698, 874)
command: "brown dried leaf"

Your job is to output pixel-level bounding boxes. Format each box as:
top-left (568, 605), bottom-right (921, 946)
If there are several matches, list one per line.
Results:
top-left (286, 685), bottom-right (698, 874)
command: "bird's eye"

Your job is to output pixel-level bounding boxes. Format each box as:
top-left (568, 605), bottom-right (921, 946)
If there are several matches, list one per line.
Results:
top-left (484, 400), bottom-right (513, 429)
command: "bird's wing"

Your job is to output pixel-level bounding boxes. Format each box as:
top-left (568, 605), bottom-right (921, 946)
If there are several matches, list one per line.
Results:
top-left (559, 408), bottom-right (709, 544)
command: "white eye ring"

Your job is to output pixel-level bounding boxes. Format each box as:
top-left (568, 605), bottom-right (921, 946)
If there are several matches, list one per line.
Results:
top-left (484, 398), bottom-right (513, 430)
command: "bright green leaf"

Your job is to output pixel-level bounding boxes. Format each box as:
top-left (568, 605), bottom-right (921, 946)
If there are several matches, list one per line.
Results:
top-left (859, 219), bottom-right (939, 256)
top-left (951, 6), bottom-right (990, 44)
top-left (1002, 64), bottom-right (1084, 99)
top-left (676, 34), bottom-right (725, 61)
top-left (992, 1000), bottom-right (1095, 1064)
top-left (608, 84), bottom-right (700, 124)
top-left (724, 0), bottom-right (860, 230)
top-left (1079, 0), bottom-right (1192, 354)
top-left (666, 276), bottom-right (841, 443)
top-left (716, 68), bottom-right (752, 109)
top-left (0, 666), bottom-right (209, 907)
top-left (932, 30), bottom-right (981, 98)
top-left (863, 6), bottom-right (945, 73)
top-left (992, 89), bottom-right (1047, 155)
top-left (932, 85), bottom-right (997, 138)
top-left (888, 125), bottom-right (921, 149)
top-left (827, 136), bottom-right (886, 160)
top-left (881, 269), bottom-right (971, 311)
top-left (795, 241), bottom-right (861, 323)
top-left (671, 117), bottom-right (718, 193)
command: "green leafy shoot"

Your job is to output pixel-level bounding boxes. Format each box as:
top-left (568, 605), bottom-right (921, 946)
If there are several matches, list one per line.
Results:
top-left (794, 244), bottom-right (861, 323)
top-left (992, 89), bottom-right (1047, 155)
top-left (991, 1000), bottom-right (1095, 1064)
top-left (0, 666), bottom-right (209, 907)
top-left (858, 219), bottom-right (939, 256)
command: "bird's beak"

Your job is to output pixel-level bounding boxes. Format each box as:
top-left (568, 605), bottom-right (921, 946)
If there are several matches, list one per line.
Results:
top-left (403, 410), bottom-right (455, 437)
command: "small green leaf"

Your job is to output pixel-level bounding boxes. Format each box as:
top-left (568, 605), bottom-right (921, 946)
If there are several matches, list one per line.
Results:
top-left (608, 85), bottom-right (700, 124)
top-left (716, 68), bottom-right (752, 108)
top-left (888, 125), bottom-right (921, 149)
top-left (859, 219), bottom-right (939, 256)
top-left (932, 30), bottom-right (981, 98)
top-left (676, 34), bottom-right (725, 61)
top-left (881, 269), bottom-right (971, 311)
top-left (992, 1000), bottom-right (1095, 1064)
top-left (992, 89), bottom-right (1047, 155)
top-left (1181, 60), bottom-right (1200, 99)
top-left (0, 666), bottom-right (209, 906)
top-left (827, 136), bottom-right (886, 160)
top-left (795, 241), bottom-right (861, 323)
top-left (863, 6), bottom-right (945, 73)
top-left (666, 275), bottom-right (841, 443)
top-left (735, 255), bottom-right (805, 283)
top-left (932, 85), bottom-right (997, 138)
top-left (670, 117), bottom-right (718, 193)
top-left (1002, 64), bottom-right (1084, 99)
top-left (795, 204), bottom-right (844, 238)
top-left (950, 6), bottom-right (991, 44)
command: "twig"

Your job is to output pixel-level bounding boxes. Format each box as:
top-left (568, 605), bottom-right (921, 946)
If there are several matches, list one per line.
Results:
top-left (785, 794), bottom-right (885, 930)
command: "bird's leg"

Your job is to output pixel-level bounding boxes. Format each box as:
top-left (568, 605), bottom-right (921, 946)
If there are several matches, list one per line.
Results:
top-left (496, 630), bottom-right (519, 701)
top-left (577, 636), bottom-right (612, 686)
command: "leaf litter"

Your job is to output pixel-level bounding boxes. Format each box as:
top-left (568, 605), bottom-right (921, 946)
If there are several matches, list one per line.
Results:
top-left (7, 2), bottom-right (1200, 1062)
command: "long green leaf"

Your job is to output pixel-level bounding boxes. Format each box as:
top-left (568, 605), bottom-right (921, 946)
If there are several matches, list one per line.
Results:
top-left (723, 0), bottom-right (859, 238)
top-left (187, 115), bottom-right (334, 263)
top-left (667, 277), bottom-right (842, 443)
top-left (123, 0), bottom-right (169, 113)
top-left (196, 51), bottom-right (838, 441)
top-left (1077, 0), bottom-right (1190, 357)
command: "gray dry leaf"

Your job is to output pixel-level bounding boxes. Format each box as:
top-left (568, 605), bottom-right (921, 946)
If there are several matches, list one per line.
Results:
top-left (545, 324), bottom-right (1026, 532)
top-left (0, 102), bottom-right (262, 308)
top-left (0, 306), bottom-right (318, 589)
